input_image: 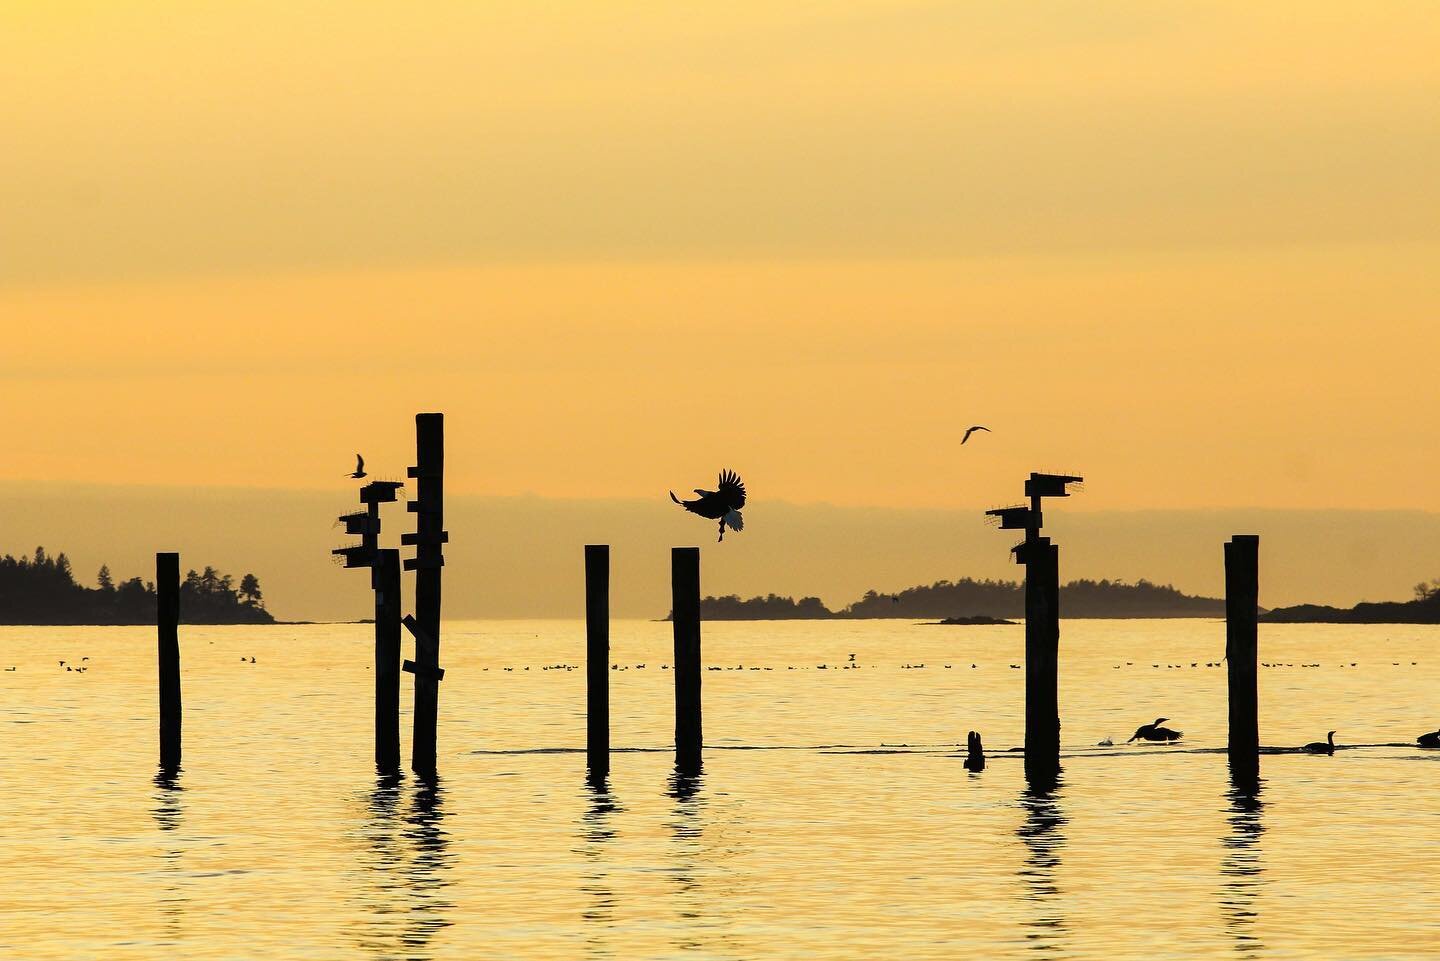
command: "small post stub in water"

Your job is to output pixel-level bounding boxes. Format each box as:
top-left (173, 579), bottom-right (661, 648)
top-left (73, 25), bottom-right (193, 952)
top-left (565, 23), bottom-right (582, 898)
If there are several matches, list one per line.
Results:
top-left (586, 545), bottom-right (610, 781)
top-left (964, 731), bottom-right (986, 772)
top-left (672, 547), bottom-right (702, 774)
top-left (156, 552), bottom-right (181, 772)
top-left (1225, 535), bottom-right (1260, 786)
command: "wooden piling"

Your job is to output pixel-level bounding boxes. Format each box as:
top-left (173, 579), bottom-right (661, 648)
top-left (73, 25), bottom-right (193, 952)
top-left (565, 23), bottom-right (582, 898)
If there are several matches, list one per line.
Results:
top-left (671, 547), bottom-right (702, 774)
top-left (406, 412), bottom-right (446, 778)
top-left (374, 549), bottom-right (402, 772)
top-left (586, 545), bottom-right (610, 780)
top-left (1023, 537), bottom-right (1061, 784)
top-left (1225, 535), bottom-right (1260, 780)
top-left (156, 552), bottom-right (181, 771)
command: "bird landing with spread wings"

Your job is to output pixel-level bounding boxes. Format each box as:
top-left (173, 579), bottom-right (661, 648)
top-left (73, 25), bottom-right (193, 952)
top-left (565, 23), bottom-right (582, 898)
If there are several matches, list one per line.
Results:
top-left (670, 470), bottom-right (746, 542)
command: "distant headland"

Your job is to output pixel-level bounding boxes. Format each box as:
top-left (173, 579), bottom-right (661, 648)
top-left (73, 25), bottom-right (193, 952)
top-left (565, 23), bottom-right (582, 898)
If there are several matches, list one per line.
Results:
top-left (667, 577), bottom-right (1226, 621)
top-left (1261, 578), bottom-right (1440, 624)
top-left (0, 547), bottom-right (273, 625)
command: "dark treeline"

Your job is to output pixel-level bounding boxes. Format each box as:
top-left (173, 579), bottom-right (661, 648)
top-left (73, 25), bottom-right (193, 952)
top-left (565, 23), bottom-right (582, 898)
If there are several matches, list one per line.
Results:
top-left (673, 576), bottom-right (1226, 620)
top-left (0, 547), bottom-right (273, 624)
top-left (1262, 578), bottom-right (1440, 624)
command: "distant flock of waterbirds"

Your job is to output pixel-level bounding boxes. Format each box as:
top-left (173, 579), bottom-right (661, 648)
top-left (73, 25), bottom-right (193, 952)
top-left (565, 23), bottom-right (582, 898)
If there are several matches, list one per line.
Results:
top-left (12, 653), bottom-right (1439, 755)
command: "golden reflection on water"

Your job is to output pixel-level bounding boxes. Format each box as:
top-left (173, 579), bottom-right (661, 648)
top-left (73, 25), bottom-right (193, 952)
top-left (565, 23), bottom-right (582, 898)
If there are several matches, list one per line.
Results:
top-left (1, 619), bottom-right (1437, 960)
top-left (1016, 782), bottom-right (1068, 958)
top-left (1220, 777), bottom-right (1265, 960)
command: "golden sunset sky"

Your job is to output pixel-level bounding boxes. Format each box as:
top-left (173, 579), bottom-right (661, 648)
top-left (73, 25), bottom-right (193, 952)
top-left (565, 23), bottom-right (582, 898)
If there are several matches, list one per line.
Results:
top-left (2, 3), bottom-right (1438, 616)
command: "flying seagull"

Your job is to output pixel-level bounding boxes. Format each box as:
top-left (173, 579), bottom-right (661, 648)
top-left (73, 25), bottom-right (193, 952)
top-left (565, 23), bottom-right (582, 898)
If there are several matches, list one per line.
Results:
top-left (346, 454), bottom-right (366, 479)
top-left (670, 469), bottom-right (746, 542)
top-left (961, 425), bottom-right (990, 445)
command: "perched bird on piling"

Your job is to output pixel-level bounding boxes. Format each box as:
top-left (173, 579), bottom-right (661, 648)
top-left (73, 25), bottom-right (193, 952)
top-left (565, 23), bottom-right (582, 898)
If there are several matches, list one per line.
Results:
top-left (1418, 729), bottom-right (1440, 748)
top-left (346, 454), bottom-right (366, 479)
top-left (963, 731), bottom-right (986, 772)
top-left (961, 425), bottom-right (990, 445)
top-left (1303, 731), bottom-right (1336, 755)
top-left (669, 470), bottom-right (746, 542)
top-left (1127, 718), bottom-right (1183, 743)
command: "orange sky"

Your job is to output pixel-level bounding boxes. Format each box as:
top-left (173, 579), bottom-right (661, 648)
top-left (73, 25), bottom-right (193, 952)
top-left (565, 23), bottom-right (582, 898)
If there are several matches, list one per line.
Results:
top-left (2, 2), bottom-right (1438, 515)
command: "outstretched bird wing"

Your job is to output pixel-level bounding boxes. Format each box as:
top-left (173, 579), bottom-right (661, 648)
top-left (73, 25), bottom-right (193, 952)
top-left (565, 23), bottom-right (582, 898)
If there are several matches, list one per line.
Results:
top-left (961, 426), bottom-right (990, 445)
top-left (356, 454), bottom-right (364, 473)
top-left (717, 470), bottom-right (746, 510)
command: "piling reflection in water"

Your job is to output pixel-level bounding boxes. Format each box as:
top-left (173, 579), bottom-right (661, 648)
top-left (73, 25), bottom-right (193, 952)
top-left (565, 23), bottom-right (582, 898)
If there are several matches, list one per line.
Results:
top-left (350, 773), bottom-right (453, 961)
top-left (666, 770), bottom-right (709, 954)
top-left (1220, 776), bottom-right (1266, 958)
top-left (579, 777), bottom-right (623, 958)
top-left (1016, 781), bottom-right (1069, 957)
top-left (151, 768), bottom-right (186, 946)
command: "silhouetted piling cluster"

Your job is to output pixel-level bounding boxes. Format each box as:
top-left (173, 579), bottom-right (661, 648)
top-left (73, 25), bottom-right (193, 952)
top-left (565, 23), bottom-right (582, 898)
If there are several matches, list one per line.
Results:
top-left (134, 451), bottom-right (1434, 795)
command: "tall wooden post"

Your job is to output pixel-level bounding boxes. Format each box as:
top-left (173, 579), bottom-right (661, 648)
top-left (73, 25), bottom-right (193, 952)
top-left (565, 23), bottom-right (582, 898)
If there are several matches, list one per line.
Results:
top-left (988, 473), bottom-right (1080, 789)
top-left (586, 545), bottom-right (610, 780)
top-left (156, 552), bottom-right (181, 771)
top-left (1226, 535), bottom-right (1260, 783)
top-left (671, 547), bottom-right (702, 774)
top-left (406, 413), bottom-right (446, 778)
top-left (1024, 537), bottom-right (1061, 785)
top-left (374, 549), bottom-right (402, 772)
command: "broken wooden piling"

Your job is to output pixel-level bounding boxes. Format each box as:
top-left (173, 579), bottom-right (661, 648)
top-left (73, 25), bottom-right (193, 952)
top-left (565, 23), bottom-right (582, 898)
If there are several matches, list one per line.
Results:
top-left (1225, 535), bottom-right (1260, 782)
top-left (156, 551), bottom-right (181, 771)
top-left (671, 547), bottom-right (702, 774)
top-left (586, 545), bottom-right (610, 780)
top-left (405, 412), bottom-right (447, 778)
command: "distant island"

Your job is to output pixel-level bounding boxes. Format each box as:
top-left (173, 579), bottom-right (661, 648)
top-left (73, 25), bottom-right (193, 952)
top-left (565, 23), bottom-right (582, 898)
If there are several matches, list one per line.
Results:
top-left (668, 577), bottom-right (1226, 621)
top-left (1261, 578), bottom-right (1440, 624)
top-left (0, 547), bottom-right (273, 624)
top-left (928, 615), bottom-right (1017, 626)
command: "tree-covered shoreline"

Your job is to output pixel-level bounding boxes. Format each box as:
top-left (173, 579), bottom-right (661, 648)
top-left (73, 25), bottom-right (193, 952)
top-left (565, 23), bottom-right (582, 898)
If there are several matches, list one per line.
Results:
top-left (0, 547), bottom-right (273, 624)
top-left (670, 577), bottom-right (1226, 621)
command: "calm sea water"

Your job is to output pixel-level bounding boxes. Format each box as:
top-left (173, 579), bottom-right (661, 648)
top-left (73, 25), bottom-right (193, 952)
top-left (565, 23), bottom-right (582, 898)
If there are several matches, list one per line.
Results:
top-left (1, 618), bottom-right (1436, 960)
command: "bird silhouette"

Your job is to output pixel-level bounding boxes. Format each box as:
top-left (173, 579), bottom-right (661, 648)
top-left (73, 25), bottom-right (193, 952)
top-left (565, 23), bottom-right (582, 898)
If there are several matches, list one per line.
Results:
top-left (670, 469), bottom-right (746, 541)
top-left (1418, 729), bottom-right (1440, 748)
top-left (1127, 718), bottom-right (1183, 742)
top-left (346, 454), bottom-right (366, 479)
top-left (1303, 731), bottom-right (1336, 755)
top-left (961, 425), bottom-right (990, 445)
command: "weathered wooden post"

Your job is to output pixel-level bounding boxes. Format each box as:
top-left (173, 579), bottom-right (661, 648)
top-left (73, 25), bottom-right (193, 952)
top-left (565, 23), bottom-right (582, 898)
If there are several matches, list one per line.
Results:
top-left (586, 545), bottom-right (610, 780)
top-left (405, 413), bottom-right (447, 778)
top-left (374, 549), bottom-right (402, 771)
top-left (987, 472), bottom-right (1081, 787)
top-left (1024, 535), bottom-right (1060, 782)
top-left (671, 547), bottom-right (702, 774)
top-left (334, 480), bottom-right (404, 771)
top-left (1226, 535), bottom-right (1260, 783)
top-left (156, 551), bottom-right (181, 771)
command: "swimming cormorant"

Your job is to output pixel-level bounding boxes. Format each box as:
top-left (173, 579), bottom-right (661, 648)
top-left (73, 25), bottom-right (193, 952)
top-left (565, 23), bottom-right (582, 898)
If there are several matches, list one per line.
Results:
top-left (1303, 731), bottom-right (1336, 755)
top-left (1417, 729), bottom-right (1440, 748)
